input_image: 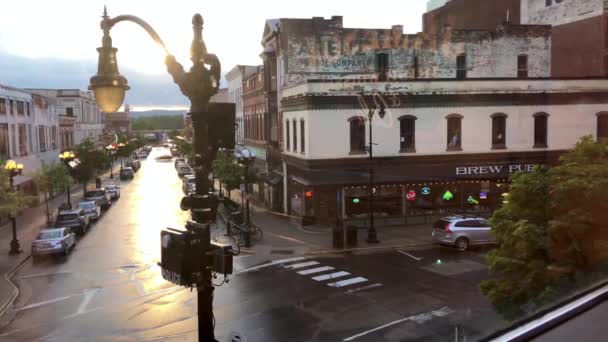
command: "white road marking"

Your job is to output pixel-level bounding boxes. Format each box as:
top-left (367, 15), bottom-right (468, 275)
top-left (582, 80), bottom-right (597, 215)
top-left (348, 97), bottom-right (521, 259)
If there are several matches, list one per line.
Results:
top-left (19, 271), bottom-right (72, 279)
top-left (297, 266), bottom-right (334, 275)
top-left (397, 250), bottom-right (423, 261)
top-left (17, 295), bottom-right (72, 311)
top-left (342, 306), bottom-right (453, 341)
top-left (77, 288), bottom-right (100, 314)
top-left (312, 271), bottom-right (350, 281)
top-left (134, 280), bottom-right (146, 296)
top-left (345, 283), bottom-right (383, 294)
top-left (235, 256), bottom-right (308, 274)
top-left (327, 277), bottom-right (368, 288)
top-left (283, 261), bottom-right (320, 269)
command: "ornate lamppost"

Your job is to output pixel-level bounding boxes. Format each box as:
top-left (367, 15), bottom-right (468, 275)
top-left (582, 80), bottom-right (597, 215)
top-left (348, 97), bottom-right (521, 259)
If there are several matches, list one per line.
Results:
top-left (116, 142), bottom-right (126, 170)
top-left (88, 8), bottom-right (222, 341)
top-left (4, 160), bottom-right (24, 255)
top-left (236, 149), bottom-right (256, 226)
top-left (105, 144), bottom-right (116, 179)
top-left (58, 151), bottom-right (76, 208)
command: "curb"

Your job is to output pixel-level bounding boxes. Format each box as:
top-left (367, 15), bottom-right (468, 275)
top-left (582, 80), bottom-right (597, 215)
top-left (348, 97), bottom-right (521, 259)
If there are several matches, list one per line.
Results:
top-left (0, 254), bottom-right (31, 319)
top-left (305, 242), bottom-right (435, 255)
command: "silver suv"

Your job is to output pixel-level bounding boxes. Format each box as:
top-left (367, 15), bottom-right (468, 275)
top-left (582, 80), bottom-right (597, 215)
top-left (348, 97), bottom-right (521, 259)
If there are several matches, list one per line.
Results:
top-left (431, 215), bottom-right (494, 251)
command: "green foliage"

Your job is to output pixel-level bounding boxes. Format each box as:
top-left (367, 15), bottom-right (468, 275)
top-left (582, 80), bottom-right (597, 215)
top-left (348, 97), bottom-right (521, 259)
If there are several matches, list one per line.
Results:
top-left (174, 137), bottom-right (193, 160)
top-left (71, 138), bottom-right (110, 187)
top-left (481, 136), bottom-right (608, 319)
top-left (211, 151), bottom-right (243, 192)
top-left (0, 159), bottom-right (36, 217)
top-left (168, 129), bottom-right (181, 140)
top-left (132, 115), bottom-right (184, 131)
top-left (38, 162), bottom-right (70, 197)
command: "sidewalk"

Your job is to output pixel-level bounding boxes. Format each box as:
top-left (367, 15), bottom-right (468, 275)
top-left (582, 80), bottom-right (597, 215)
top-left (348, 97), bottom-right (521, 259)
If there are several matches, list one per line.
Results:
top-left (0, 166), bottom-right (120, 318)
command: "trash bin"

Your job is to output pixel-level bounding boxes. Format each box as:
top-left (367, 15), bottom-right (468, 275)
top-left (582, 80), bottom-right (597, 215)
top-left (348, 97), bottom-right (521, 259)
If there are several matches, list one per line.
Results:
top-left (95, 177), bottom-right (102, 189)
top-left (346, 226), bottom-right (358, 247)
top-left (332, 227), bottom-right (344, 249)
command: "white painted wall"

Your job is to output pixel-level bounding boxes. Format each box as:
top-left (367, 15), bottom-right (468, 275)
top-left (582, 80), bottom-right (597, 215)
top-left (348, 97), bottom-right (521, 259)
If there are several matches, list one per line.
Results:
top-left (284, 103), bottom-right (606, 160)
top-left (521, 0), bottom-right (603, 26)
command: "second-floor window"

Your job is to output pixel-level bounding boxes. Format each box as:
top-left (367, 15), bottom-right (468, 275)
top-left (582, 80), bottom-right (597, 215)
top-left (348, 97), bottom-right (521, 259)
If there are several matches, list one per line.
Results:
top-left (16, 101), bottom-right (24, 115)
top-left (9, 100), bottom-right (13, 114)
top-left (446, 114), bottom-right (463, 151)
top-left (286, 120), bottom-right (290, 151)
top-left (0, 98), bottom-right (6, 114)
top-left (399, 115), bottom-right (416, 152)
top-left (300, 120), bottom-right (305, 154)
top-left (597, 112), bottom-right (608, 142)
top-left (18, 124), bottom-right (27, 156)
top-left (293, 118), bottom-right (298, 152)
top-left (518, 55), bottom-right (528, 78)
top-left (38, 126), bottom-right (46, 152)
top-left (349, 117), bottom-right (366, 153)
top-left (456, 54), bottom-right (467, 79)
top-left (534, 113), bottom-right (549, 148)
top-left (376, 53), bottom-right (389, 81)
top-left (491, 114), bottom-right (507, 149)
top-left (26, 102), bottom-right (30, 116)
top-left (66, 107), bottom-right (74, 116)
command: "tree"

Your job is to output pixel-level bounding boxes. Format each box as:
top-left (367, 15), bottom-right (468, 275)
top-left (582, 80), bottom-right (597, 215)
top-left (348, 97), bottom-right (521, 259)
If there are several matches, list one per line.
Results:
top-left (481, 136), bottom-right (608, 318)
top-left (174, 137), bottom-right (193, 160)
top-left (132, 115), bottom-right (184, 131)
top-left (0, 159), bottom-right (36, 220)
top-left (71, 138), bottom-right (110, 192)
top-left (30, 162), bottom-right (70, 224)
top-left (211, 151), bottom-right (243, 199)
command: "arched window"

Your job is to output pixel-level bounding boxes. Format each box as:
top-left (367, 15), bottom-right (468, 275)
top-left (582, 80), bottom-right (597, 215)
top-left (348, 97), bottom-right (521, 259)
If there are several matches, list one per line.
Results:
top-left (533, 113), bottom-right (549, 148)
top-left (446, 114), bottom-right (463, 151)
top-left (398, 115), bottom-right (417, 152)
top-left (349, 116), bottom-right (366, 154)
top-left (300, 119), bottom-right (305, 154)
top-left (597, 112), bottom-right (608, 142)
top-left (491, 113), bottom-right (507, 149)
top-left (285, 120), bottom-right (290, 151)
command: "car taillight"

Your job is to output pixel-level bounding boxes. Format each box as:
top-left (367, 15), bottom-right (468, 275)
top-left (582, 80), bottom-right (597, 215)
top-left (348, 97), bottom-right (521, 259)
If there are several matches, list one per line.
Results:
top-left (445, 223), bottom-right (452, 233)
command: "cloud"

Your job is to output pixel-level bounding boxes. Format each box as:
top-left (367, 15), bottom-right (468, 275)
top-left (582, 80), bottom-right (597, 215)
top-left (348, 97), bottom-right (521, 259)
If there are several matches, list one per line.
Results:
top-left (0, 51), bottom-right (226, 108)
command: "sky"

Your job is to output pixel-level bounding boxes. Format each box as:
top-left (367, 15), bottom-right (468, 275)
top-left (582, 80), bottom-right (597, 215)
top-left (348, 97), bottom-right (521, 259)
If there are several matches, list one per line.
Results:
top-left (0, 0), bottom-right (427, 110)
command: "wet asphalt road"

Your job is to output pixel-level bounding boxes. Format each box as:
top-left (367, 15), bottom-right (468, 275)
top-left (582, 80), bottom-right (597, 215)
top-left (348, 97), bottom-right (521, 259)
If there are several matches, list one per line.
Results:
top-left (0, 147), bottom-right (504, 341)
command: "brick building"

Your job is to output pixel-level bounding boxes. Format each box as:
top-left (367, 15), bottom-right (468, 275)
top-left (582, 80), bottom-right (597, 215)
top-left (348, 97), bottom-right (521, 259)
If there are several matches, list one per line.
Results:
top-left (424, 0), bottom-right (608, 77)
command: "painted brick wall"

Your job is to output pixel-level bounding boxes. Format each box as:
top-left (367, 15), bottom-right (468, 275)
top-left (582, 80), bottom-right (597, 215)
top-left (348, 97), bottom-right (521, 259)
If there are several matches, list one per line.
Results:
top-left (521, 0), bottom-right (603, 26)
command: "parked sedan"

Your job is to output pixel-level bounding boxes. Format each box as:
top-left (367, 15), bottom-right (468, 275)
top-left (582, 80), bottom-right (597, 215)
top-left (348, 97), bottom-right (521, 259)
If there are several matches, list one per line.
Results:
top-left (31, 228), bottom-right (76, 259)
top-left (78, 201), bottom-right (101, 221)
top-left (84, 189), bottom-right (112, 210)
top-left (105, 184), bottom-right (121, 200)
top-left (431, 215), bottom-right (494, 251)
top-left (120, 167), bottom-right (135, 180)
top-left (55, 209), bottom-right (89, 235)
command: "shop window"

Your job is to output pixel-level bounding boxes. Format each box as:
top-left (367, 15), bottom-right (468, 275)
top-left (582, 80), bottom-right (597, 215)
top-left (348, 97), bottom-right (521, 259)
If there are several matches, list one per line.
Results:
top-left (349, 116), bottom-right (366, 154)
top-left (300, 120), bottom-right (305, 154)
top-left (533, 113), bottom-right (549, 148)
top-left (491, 113), bottom-right (507, 149)
top-left (18, 124), bottom-right (27, 156)
top-left (517, 55), bottom-right (528, 78)
top-left (66, 107), bottom-right (74, 116)
top-left (376, 53), bottom-right (389, 81)
top-left (399, 115), bottom-right (416, 152)
top-left (446, 114), bottom-right (463, 151)
top-left (456, 54), bottom-right (467, 79)
top-left (597, 112), bottom-right (608, 142)
top-left (285, 120), bottom-right (290, 151)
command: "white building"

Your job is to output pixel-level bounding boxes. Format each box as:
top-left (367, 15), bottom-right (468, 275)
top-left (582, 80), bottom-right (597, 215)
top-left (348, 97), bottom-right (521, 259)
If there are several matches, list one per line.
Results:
top-left (27, 89), bottom-right (104, 147)
top-left (225, 65), bottom-right (259, 149)
top-left (0, 84), bottom-right (60, 188)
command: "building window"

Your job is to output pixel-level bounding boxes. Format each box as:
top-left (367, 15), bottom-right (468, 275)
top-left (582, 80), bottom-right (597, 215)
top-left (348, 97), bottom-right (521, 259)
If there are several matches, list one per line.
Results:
top-left (0, 124), bottom-right (8, 158)
top-left (286, 120), bottom-right (290, 151)
top-left (28, 124), bottom-right (33, 153)
top-left (18, 124), bottom-right (27, 156)
top-left (446, 114), bottom-right (463, 151)
top-left (26, 102), bottom-right (31, 116)
top-left (376, 53), bottom-right (389, 81)
top-left (9, 100), bottom-right (13, 114)
top-left (597, 112), bottom-right (608, 142)
top-left (38, 126), bottom-right (46, 152)
top-left (456, 54), bottom-right (467, 79)
top-left (0, 98), bottom-right (6, 114)
top-left (66, 107), bottom-right (74, 116)
top-left (533, 113), bottom-right (549, 148)
top-left (300, 120), bottom-right (305, 154)
top-left (518, 55), bottom-right (528, 78)
top-left (491, 113), bottom-right (507, 149)
top-left (293, 118), bottom-right (298, 152)
top-left (16, 101), bottom-right (24, 115)
top-left (349, 116), bottom-right (366, 154)
top-left (399, 115), bottom-right (416, 152)
top-left (413, 56), bottom-right (419, 79)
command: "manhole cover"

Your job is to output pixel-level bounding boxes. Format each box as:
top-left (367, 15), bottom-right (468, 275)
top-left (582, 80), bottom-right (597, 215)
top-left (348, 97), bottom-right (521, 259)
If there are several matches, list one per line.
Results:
top-left (270, 250), bottom-right (294, 255)
top-left (227, 331), bottom-right (247, 342)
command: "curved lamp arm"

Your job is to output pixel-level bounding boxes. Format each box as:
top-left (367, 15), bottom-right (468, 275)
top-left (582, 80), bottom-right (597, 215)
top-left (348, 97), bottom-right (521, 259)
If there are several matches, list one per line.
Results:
top-left (104, 14), bottom-right (171, 55)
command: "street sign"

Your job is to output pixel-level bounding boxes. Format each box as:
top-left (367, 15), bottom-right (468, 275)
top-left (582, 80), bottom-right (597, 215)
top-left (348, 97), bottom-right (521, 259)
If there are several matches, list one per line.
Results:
top-left (160, 229), bottom-right (191, 286)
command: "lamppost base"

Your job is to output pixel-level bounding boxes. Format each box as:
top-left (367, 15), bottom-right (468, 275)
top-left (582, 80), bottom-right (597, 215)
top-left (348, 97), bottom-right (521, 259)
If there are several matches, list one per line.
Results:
top-left (8, 240), bottom-right (22, 255)
top-left (365, 231), bottom-right (380, 244)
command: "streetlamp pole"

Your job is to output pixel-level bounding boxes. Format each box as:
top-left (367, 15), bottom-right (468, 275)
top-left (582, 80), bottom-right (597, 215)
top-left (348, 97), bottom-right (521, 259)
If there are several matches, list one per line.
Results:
top-left (363, 93), bottom-right (384, 244)
top-left (89, 9), bottom-right (222, 341)
top-left (4, 160), bottom-right (23, 254)
top-left (59, 151), bottom-right (76, 208)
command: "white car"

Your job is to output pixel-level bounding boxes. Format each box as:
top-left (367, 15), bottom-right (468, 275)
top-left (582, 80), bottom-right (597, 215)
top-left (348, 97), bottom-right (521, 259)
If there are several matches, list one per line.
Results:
top-left (78, 201), bottom-right (101, 221)
top-left (31, 228), bottom-right (76, 259)
top-left (104, 184), bottom-right (121, 200)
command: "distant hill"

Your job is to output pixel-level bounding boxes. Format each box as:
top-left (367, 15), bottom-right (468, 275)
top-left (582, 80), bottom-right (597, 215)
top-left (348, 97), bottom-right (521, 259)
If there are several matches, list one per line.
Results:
top-left (129, 110), bottom-right (186, 119)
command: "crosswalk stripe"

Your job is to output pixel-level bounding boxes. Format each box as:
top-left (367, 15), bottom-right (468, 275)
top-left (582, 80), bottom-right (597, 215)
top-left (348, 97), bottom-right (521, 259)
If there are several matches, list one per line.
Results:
top-left (312, 271), bottom-right (350, 281)
top-left (284, 261), bottom-right (320, 269)
top-left (327, 277), bottom-right (368, 288)
top-left (297, 266), bottom-right (335, 275)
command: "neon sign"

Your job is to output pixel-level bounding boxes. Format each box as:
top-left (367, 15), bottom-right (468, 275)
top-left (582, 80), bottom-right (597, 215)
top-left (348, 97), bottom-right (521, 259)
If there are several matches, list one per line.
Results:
top-left (442, 190), bottom-right (454, 201)
top-left (407, 190), bottom-right (416, 201)
top-left (421, 187), bottom-right (431, 195)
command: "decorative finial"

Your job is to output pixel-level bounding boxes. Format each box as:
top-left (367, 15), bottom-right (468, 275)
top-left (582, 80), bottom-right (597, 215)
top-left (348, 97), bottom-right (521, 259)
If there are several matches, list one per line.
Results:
top-left (191, 13), bottom-right (207, 65)
top-left (103, 5), bottom-right (108, 20)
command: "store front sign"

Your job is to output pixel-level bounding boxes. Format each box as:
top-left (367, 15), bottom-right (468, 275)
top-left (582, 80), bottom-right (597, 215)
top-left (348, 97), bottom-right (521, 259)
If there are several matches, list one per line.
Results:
top-left (455, 164), bottom-right (537, 176)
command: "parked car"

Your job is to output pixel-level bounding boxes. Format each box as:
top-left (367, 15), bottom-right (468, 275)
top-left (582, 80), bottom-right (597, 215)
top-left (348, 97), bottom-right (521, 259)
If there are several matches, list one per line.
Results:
top-left (138, 150), bottom-right (149, 158)
top-left (183, 175), bottom-right (196, 194)
top-left (78, 201), bottom-right (101, 221)
top-left (31, 228), bottom-right (76, 259)
top-left (177, 163), bottom-right (192, 177)
top-left (431, 215), bottom-right (494, 251)
top-left (120, 167), bottom-right (135, 180)
top-left (125, 160), bottom-right (141, 172)
top-left (105, 184), bottom-right (121, 200)
top-left (156, 154), bottom-right (173, 162)
top-left (174, 158), bottom-right (186, 169)
top-left (84, 188), bottom-right (112, 210)
top-left (55, 209), bottom-right (89, 235)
